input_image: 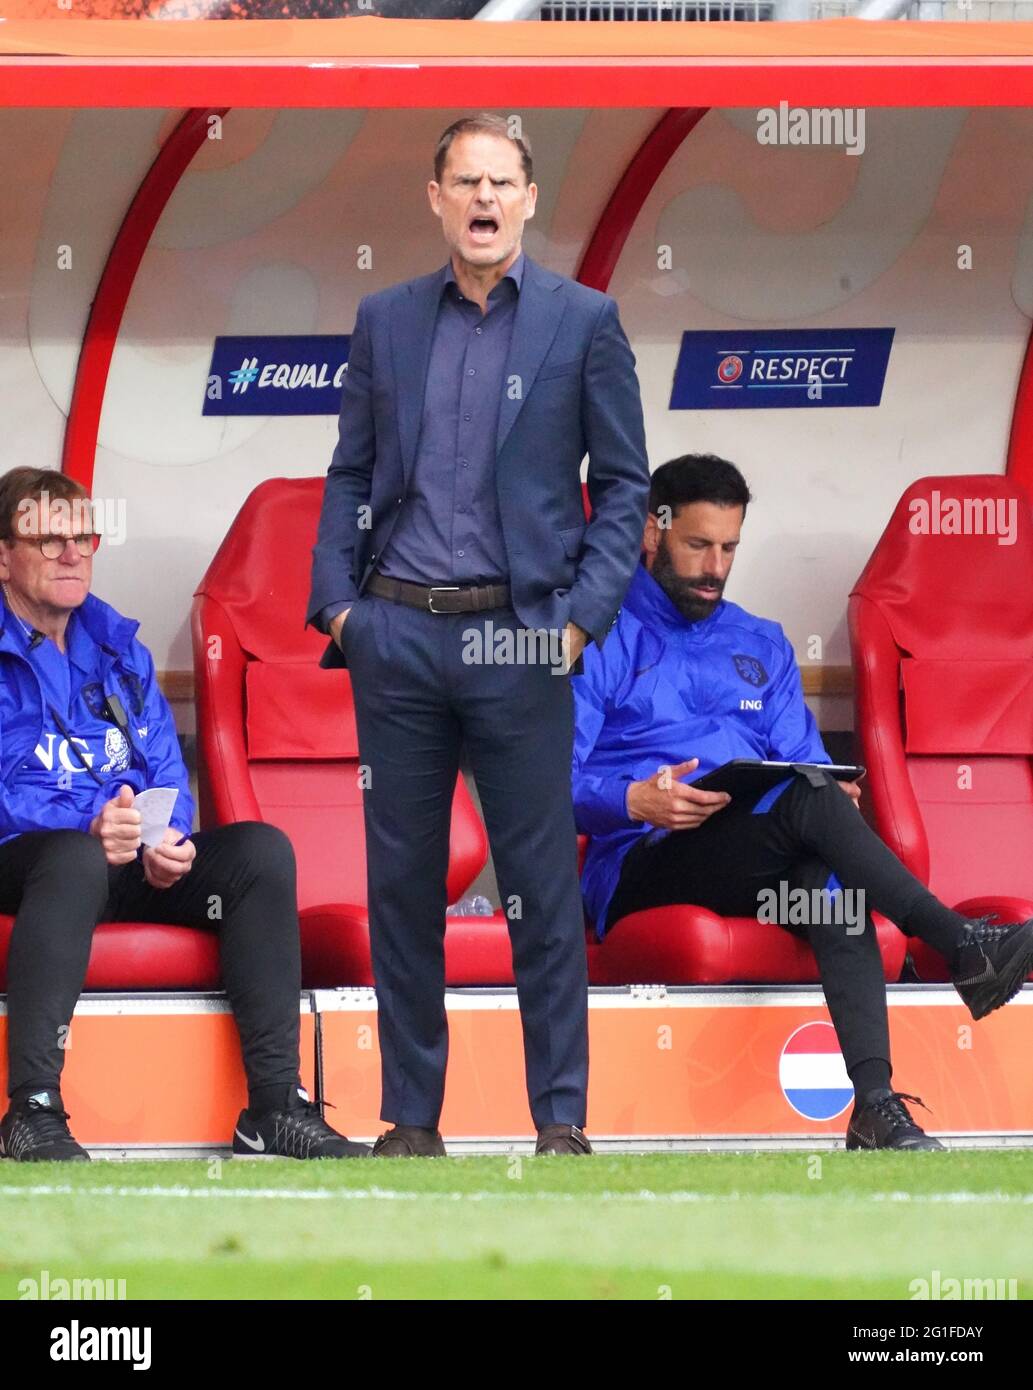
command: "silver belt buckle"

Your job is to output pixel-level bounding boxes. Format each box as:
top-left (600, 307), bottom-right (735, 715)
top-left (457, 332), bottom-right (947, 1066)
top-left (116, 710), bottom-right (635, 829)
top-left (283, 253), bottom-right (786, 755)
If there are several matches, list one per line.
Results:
top-left (427, 585), bottom-right (460, 614)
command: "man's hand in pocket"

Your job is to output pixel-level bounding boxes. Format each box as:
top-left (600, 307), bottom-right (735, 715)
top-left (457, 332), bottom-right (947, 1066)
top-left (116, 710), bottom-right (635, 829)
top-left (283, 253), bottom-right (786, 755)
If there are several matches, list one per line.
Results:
top-left (329, 607), bottom-right (353, 650)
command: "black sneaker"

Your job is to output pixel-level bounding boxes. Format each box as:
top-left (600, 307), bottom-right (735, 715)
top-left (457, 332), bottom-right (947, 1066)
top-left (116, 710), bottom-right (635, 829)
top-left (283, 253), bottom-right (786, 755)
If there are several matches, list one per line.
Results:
top-left (951, 916), bottom-right (1033, 1020)
top-left (232, 1090), bottom-right (371, 1160)
top-left (846, 1089), bottom-right (945, 1151)
top-left (0, 1091), bottom-right (90, 1162)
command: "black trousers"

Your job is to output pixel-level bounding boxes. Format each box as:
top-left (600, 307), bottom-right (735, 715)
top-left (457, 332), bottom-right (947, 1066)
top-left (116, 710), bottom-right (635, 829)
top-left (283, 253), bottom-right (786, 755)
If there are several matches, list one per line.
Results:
top-left (605, 773), bottom-right (968, 1075)
top-left (342, 594), bottom-right (588, 1131)
top-left (0, 821), bottom-right (302, 1101)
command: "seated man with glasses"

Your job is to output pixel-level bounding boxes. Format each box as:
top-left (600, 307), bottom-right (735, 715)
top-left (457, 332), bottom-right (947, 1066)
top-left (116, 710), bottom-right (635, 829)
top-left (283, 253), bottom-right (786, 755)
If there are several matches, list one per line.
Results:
top-left (0, 467), bottom-right (369, 1161)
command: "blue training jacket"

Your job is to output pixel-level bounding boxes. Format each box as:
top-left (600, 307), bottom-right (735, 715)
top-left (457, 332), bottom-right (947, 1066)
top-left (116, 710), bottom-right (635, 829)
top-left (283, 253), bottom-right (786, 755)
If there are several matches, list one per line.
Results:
top-left (0, 592), bottom-right (194, 846)
top-left (571, 561), bottom-right (829, 938)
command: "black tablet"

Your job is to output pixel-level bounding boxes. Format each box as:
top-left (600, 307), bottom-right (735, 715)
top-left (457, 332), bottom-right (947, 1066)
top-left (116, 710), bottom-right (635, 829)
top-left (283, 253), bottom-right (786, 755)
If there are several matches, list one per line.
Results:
top-left (690, 759), bottom-right (866, 799)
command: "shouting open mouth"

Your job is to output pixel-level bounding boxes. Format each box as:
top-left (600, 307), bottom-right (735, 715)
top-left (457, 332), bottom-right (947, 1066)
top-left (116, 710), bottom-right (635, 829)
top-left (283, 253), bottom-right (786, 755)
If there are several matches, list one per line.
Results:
top-left (468, 214), bottom-right (500, 245)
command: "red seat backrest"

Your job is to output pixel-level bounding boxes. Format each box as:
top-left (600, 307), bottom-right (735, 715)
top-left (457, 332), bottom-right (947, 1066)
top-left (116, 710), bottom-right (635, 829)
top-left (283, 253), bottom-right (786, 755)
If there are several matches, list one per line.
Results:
top-left (191, 477), bottom-right (488, 911)
top-left (848, 474), bottom-right (1033, 905)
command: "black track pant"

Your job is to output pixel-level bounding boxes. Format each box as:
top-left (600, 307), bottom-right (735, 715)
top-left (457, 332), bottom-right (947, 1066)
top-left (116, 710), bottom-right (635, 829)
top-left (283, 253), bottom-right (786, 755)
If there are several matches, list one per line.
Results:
top-left (0, 822), bottom-right (302, 1103)
top-left (604, 773), bottom-right (970, 1075)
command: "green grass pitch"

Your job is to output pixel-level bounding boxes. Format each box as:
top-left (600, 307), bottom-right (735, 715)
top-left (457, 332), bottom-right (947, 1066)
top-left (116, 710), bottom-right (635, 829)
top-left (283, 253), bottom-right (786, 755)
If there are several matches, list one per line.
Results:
top-left (0, 1151), bottom-right (1031, 1300)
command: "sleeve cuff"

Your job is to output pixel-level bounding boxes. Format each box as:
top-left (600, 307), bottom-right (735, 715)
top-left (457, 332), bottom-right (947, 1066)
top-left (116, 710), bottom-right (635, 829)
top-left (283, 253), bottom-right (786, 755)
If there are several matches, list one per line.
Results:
top-left (574, 776), bottom-right (636, 836)
top-left (318, 601), bottom-right (351, 634)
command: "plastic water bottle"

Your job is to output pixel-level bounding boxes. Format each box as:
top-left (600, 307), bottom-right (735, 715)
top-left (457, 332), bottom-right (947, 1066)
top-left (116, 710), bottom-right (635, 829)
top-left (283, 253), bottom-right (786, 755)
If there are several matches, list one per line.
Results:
top-left (447, 895), bottom-right (494, 917)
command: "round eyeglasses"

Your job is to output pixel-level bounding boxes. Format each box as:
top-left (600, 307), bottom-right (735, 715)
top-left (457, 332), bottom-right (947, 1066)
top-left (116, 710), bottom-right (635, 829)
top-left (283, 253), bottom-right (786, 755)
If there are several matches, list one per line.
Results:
top-left (12, 533), bottom-right (102, 560)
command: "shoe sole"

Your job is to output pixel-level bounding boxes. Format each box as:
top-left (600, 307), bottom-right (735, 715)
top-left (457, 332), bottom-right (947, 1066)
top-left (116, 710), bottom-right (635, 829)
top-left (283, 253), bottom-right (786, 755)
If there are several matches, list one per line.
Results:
top-left (371, 1148), bottom-right (447, 1158)
top-left (0, 1152), bottom-right (90, 1162)
top-left (846, 1131), bottom-right (945, 1152)
top-left (846, 1121), bottom-right (946, 1152)
top-left (233, 1150), bottom-right (371, 1160)
top-left (959, 924), bottom-right (1033, 1020)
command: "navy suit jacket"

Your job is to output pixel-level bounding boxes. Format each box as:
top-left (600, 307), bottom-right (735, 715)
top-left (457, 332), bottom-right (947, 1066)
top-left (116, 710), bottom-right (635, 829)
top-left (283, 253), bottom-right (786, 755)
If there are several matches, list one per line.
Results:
top-left (307, 254), bottom-right (650, 669)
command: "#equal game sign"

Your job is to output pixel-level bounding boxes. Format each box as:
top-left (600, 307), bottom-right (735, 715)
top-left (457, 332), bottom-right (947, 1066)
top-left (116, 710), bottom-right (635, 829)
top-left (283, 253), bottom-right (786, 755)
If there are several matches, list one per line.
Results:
top-left (779, 1021), bottom-right (854, 1121)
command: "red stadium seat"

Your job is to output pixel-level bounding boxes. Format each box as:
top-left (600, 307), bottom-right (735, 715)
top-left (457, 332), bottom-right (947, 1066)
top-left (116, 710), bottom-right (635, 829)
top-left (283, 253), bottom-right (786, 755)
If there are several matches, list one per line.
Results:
top-left (577, 838), bottom-right (906, 984)
top-left (587, 906), bottom-right (905, 985)
top-left (191, 476), bottom-right (514, 987)
top-left (0, 917), bottom-right (222, 991)
top-left (849, 474), bottom-right (1033, 980)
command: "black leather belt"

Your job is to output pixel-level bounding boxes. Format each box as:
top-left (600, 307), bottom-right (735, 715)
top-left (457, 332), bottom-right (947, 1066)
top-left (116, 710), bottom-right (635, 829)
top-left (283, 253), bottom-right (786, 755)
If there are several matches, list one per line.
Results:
top-left (366, 572), bottom-right (511, 614)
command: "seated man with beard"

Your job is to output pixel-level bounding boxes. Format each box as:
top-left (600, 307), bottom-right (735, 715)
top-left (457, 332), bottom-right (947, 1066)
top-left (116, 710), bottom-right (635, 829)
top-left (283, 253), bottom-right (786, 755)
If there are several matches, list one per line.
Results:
top-left (571, 453), bottom-right (1033, 1151)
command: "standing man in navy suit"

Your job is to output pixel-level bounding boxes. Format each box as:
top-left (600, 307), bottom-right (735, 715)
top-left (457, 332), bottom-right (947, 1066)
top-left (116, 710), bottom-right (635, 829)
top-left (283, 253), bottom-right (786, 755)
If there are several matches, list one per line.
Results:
top-left (307, 114), bottom-right (649, 1156)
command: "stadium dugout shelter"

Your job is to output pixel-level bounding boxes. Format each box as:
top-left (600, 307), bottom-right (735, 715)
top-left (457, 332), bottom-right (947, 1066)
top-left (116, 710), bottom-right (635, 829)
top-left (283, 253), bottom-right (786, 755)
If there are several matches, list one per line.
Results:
top-left (0, 16), bottom-right (1032, 1153)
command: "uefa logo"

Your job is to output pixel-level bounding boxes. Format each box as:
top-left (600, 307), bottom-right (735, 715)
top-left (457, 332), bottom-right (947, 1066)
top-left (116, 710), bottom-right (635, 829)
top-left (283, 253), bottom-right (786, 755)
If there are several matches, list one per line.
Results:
top-left (717, 354), bottom-right (743, 383)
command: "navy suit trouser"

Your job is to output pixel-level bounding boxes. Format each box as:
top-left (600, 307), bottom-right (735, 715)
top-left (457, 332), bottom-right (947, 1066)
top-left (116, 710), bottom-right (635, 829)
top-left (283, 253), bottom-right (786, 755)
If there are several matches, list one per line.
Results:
top-left (340, 592), bottom-right (588, 1131)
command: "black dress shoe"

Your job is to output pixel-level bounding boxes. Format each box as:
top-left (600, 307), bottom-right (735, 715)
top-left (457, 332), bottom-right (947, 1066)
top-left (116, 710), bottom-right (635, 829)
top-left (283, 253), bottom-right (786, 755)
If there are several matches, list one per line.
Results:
top-left (535, 1124), bottom-right (593, 1155)
top-left (372, 1125), bottom-right (447, 1158)
top-left (845, 1090), bottom-right (945, 1151)
top-left (951, 916), bottom-right (1033, 1020)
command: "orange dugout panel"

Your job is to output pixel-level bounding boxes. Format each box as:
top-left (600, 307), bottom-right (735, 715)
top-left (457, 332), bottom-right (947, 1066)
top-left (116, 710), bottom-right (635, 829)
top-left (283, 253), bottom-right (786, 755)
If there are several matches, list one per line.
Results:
top-left (2, 989), bottom-right (1029, 1152)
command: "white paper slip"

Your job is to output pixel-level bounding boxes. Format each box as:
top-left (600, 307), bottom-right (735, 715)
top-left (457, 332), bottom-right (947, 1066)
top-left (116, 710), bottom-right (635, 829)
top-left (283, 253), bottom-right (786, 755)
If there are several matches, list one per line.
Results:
top-left (133, 787), bottom-right (180, 849)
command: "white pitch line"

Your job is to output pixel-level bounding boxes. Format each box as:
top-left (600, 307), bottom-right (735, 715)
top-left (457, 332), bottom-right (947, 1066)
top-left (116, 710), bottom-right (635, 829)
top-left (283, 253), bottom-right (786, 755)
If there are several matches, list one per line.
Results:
top-left (0, 1185), bottom-right (1031, 1205)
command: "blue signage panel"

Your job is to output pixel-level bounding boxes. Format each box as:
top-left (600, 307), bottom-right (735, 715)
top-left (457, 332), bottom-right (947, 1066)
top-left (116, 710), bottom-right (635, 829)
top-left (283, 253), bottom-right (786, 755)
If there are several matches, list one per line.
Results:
top-left (203, 334), bottom-right (351, 416)
top-left (670, 328), bottom-right (894, 410)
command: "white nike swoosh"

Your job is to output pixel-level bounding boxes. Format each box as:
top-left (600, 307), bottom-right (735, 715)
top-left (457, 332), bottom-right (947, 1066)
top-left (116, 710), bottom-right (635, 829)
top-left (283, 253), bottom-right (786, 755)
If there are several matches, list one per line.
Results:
top-left (234, 1127), bottom-right (265, 1153)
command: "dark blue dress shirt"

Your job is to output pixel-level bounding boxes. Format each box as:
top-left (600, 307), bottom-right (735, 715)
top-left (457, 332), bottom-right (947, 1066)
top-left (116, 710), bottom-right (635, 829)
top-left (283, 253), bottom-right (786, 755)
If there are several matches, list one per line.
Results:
top-left (377, 252), bottom-right (522, 586)
top-left (320, 254), bottom-right (523, 632)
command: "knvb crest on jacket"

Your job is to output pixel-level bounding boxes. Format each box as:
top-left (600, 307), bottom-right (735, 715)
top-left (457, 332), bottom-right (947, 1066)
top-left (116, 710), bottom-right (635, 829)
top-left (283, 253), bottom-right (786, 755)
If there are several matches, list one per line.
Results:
top-left (733, 653), bottom-right (769, 688)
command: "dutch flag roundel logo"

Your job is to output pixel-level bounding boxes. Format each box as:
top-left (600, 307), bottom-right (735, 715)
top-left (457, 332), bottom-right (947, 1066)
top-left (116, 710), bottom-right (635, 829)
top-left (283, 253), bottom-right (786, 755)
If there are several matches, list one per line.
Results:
top-left (779, 1021), bottom-right (854, 1121)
